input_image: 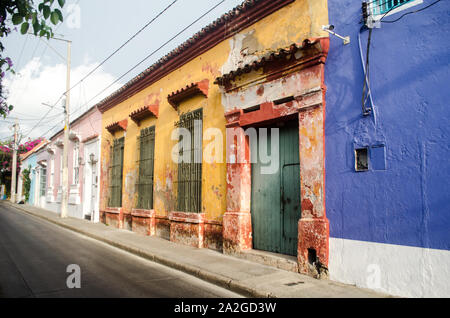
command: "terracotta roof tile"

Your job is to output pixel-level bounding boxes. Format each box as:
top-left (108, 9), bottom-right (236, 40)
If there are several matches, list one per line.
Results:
top-left (214, 38), bottom-right (325, 85)
top-left (129, 104), bottom-right (159, 126)
top-left (106, 119), bottom-right (128, 134)
top-left (167, 79), bottom-right (209, 109)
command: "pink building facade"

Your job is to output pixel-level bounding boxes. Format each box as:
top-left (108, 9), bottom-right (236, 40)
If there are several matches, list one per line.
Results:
top-left (41, 106), bottom-right (102, 221)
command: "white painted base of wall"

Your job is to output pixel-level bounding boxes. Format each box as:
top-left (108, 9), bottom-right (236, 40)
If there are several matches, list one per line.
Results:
top-left (329, 238), bottom-right (450, 298)
top-left (45, 202), bottom-right (83, 220)
top-left (45, 202), bottom-right (60, 214)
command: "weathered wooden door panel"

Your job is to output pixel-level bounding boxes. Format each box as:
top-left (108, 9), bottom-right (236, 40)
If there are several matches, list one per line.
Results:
top-left (251, 127), bottom-right (281, 253)
top-left (280, 121), bottom-right (301, 256)
top-left (251, 121), bottom-right (300, 256)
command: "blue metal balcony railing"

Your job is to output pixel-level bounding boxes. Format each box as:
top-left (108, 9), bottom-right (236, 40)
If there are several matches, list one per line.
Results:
top-left (371, 0), bottom-right (414, 15)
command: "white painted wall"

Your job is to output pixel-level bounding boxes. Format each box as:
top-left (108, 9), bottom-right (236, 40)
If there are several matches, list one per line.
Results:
top-left (82, 138), bottom-right (100, 223)
top-left (329, 238), bottom-right (450, 297)
top-left (17, 173), bottom-right (23, 202)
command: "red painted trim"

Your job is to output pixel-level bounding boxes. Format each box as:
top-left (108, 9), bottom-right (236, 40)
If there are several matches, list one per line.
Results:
top-left (217, 38), bottom-right (329, 93)
top-left (224, 99), bottom-right (311, 127)
top-left (205, 219), bottom-right (222, 226)
top-left (224, 109), bottom-right (243, 127)
top-left (167, 79), bottom-right (209, 110)
top-left (220, 43), bottom-right (330, 272)
top-left (131, 208), bottom-right (155, 218)
top-left (216, 38), bottom-right (328, 86)
top-left (105, 119), bottom-right (128, 135)
top-left (169, 211), bottom-right (206, 224)
top-left (145, 213), bottom-right (221, 225)
top-left (129, 104), bottom-right (159, 126)
top-left (104, 207), bottom-right (121, 214)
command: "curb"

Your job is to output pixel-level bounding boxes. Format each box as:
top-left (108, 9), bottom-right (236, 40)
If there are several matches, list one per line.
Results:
top-left (2, 202), bottom-right (271, 298)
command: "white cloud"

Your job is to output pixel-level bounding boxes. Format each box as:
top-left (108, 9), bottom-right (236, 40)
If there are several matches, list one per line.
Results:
top-left (1, 58), bottom-right (122, 141)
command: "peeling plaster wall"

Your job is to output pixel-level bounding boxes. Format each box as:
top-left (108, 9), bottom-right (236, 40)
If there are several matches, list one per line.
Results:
top-left (221, 0), bottom-right (329, 75)
top-left (221, 68), bottom-right (322, 113)
top-left (99, 0), bottom-right (329, 247)
top-left (325, 1), bottom-right (450, 297)
top-left (100, 50), bottom-right (229, 225)
top-left (221, 30), bottom-right (263, 75)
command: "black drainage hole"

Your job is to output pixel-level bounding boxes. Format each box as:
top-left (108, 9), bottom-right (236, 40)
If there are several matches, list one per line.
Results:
top-left (308, 248), bottom-right (317, 265)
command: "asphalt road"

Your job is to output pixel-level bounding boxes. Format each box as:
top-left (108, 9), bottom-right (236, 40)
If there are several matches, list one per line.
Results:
top-left (0, 204), bottom-right (242, 298)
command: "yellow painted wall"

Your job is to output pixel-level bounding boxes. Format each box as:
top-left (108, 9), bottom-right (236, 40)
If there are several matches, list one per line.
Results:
top-left (100, 0), bottom-right (329, 222)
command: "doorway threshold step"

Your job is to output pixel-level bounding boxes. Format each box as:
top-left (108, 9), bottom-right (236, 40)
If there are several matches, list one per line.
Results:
top-left (236, 249), bottom-right (299, 273)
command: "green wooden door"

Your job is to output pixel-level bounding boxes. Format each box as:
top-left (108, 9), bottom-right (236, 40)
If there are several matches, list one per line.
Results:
top-left (251, 121), bottom-right (300, 256)
top-left (279, 122), bottom-right (301, 256)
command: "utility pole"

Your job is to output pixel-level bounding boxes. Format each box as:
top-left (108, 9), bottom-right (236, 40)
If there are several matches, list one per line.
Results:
top-left (10, 120), bottom-right (18, 203)
top-left (27, 33), bottom-right (72, 218)
top-left (61, 40), bottom-right (71, 218)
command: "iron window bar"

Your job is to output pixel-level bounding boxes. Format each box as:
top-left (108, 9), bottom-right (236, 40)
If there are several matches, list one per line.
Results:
top-left (136, 126), bottom-right (155, 210)
top-left (370, 0), bottom-right (414, 15)
top-left (175, 108), bottom-right (203, 213)
top-left (109, 137), bottom-right (124, 207)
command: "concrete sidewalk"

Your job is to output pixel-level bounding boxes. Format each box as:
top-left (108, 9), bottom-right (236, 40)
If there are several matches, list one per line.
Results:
top-left (0, 201), bottom-right (389, 298)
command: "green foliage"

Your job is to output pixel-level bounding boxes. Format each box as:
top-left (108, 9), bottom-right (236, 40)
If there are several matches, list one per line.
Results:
top-left (9, 0), bottom-right (65, 37)
top-left (0, 0), bottom-right (66, 118)
top-left (22, 165), bottom-right (31, 202)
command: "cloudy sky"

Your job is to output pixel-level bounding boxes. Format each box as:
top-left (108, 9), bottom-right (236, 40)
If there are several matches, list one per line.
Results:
top-left (1, 0), bottom-right (245, 143)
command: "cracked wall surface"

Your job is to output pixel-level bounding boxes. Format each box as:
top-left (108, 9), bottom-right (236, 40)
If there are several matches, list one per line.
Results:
top-left (98, 0), bottom-right (329, 253)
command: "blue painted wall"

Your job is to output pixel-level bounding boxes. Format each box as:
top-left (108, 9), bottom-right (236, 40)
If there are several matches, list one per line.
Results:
top-left (325, 1), bottom-right (450, 250)
top-left (23, 154), bottom-right (37, 205)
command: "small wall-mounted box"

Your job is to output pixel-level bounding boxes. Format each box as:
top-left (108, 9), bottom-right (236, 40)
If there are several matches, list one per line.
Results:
top-left (354, 145), bottom-right (386, 172)
top-left (355, 148), bottom-right (369, 172)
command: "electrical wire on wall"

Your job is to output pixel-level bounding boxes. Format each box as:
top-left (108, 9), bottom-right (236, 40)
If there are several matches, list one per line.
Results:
top-left (358, 0), bottom-right (443, 119)
top-left (359, 0), bottom-right (378, 118)
top-left (358, 26), bottom-right (374, 117)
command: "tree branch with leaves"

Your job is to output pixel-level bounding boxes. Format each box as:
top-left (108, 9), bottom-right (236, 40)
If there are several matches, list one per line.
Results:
top-left (0, 0), bottom-right (65, 118)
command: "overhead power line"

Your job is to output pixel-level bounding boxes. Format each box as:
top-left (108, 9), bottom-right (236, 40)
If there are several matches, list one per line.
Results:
top-left (21, 95), bottom-right (65, 139)
top-left (37, 119), bottom-right (65, 139)
top-left (71, 0), bottom-right (226, 117)
top-left (17, 0), bottom-right (228, 140)
top-left (14, 34), bottom-right (29, 72)
top-left (8, 112), bottom-right (64, 122)
top-left (66, 0), bottom-right (179, 97)
top-left (20, 0), bottom-right (179, 140)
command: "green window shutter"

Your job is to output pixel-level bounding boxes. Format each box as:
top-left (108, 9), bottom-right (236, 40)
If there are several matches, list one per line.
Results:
top-left (108, 145), bottom-right (113, 207)
top-left (137, 126), bottom-right (155, 210)
top-left (176, 108), bottom-right (202, 212)
top-left (109, 137), bottom-right (124, 207)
